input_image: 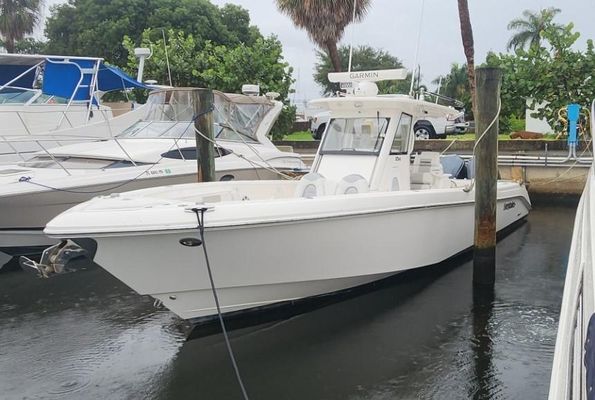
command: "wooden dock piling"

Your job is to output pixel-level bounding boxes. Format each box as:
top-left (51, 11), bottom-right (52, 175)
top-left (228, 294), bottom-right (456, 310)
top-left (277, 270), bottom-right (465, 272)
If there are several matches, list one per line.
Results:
top-left (473, 67), bottom-right (502, 285)
top-left (193, 89), bottom-right (216, 182)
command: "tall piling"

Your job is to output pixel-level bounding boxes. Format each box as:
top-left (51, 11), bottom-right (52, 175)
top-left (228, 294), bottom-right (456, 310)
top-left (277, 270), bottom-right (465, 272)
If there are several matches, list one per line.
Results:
top-left (193, 89), bottom-right (216, 182)
top-left (473, 67), bottom-right (502, 285)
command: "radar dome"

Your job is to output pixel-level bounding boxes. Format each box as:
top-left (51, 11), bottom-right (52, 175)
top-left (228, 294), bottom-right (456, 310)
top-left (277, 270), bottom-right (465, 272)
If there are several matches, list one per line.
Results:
top-left (354, 81), bottom-right (379, 97)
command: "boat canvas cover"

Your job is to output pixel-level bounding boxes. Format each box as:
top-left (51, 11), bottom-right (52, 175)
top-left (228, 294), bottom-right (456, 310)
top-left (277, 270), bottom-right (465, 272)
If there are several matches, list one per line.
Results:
top-left (137, 89), bottom-right (274, 143)
top-left (0, 54), bottom-right (148, 101)
top-left (42, 60), bottom-right (149, 101)
top-left (214, 93), bottom-right (274, 142)
top-left (0, 55), bottom-right (40, 87)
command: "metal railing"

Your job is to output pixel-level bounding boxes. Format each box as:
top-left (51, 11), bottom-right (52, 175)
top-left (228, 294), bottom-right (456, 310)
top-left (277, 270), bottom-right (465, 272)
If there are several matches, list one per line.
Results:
top-left (0, 105), bottom-right (122, 136)
top-left (0, 107), bottom-right (119, 166)
top-left (549, 100), bottom-right (595, 399)
top-left (0, 89), bottom-right (290, 178)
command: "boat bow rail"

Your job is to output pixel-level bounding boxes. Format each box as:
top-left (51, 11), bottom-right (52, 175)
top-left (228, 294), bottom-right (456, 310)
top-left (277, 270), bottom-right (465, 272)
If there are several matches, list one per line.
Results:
top-left (0, 54), bottom-right (148, 136)
top-left (0, 88), bottom-right (291, 175)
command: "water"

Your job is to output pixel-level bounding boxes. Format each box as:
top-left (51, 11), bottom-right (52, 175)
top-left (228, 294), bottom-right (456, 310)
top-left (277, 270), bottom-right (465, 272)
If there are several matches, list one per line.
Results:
top-left (0, 201), bottom-right (576, 400)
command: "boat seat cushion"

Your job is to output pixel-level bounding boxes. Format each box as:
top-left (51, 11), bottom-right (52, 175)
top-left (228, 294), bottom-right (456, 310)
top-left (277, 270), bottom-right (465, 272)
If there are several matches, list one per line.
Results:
top-left (335, 174), bottom-right (369, 195)
top-left (295, 172), bottom-right (327, 198)
top-left (411, 152), bottom-right (444, 175)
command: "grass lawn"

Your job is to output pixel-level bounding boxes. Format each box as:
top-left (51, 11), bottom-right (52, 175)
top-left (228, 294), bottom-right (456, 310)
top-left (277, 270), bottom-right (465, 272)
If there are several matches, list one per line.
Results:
top-left (282, 130), bottom-right (314, 141)
top-left (447, 133), bottom-right (559, 141)
top-left (281, 131), bottom-right (560, 142)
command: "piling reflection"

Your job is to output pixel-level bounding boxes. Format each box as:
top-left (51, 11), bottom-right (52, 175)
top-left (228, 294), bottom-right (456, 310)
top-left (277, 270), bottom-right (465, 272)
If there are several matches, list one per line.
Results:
top-left (471, 284), bottom-right (499, 399)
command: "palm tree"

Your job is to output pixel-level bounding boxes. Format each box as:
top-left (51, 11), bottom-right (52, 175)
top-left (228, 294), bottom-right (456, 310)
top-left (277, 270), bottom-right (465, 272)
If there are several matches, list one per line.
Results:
top-left (0, 0), bottom-right (43, 53)
top-left (507, 7), bottom-right (562, 51)
top-left (275, 0), bottom-right (371, 72)
top-left (457, 0), bottom-right (475, 113)
top-left (433, 63), bottom-right (469, 100)
top-left (314, 45), bottom-right (409, 94)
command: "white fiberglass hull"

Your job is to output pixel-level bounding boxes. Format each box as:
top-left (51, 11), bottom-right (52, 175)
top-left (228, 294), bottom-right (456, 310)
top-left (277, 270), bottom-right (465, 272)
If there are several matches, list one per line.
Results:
top-left (46, 181), bottom-right (530, 321)
top-left (0, 166), bottom-right (291, 264)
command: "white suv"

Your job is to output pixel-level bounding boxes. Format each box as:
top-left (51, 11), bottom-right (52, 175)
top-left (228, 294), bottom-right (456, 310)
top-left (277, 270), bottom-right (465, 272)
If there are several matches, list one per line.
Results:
top-left (311, 107), bottom-right (467, 141)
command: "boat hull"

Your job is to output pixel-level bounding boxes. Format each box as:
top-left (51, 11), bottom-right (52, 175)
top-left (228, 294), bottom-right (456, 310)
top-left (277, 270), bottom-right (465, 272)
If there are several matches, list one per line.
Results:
top-left (0, 167), bottom-right (293, 266)
top-left (88, 188), bottom-right (530, 321)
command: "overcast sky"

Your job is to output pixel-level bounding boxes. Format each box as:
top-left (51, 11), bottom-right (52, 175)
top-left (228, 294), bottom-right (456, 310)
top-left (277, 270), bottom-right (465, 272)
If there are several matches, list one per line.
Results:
top-left (44, 0), bottom-right (594, 104)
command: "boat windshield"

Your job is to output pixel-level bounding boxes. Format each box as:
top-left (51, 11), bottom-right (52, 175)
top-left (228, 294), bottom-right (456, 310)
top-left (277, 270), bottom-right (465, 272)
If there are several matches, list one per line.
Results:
top-left (0, 87), bottom-right (68, 105)
top-left (213, 95), bottom-right (273, 143)
top-left (0, 87), bottom-right (37, 104)
top-left (118, 121), bottom-right (195, 138)
top-left (118, 89), bottom-right (274, 143)
top-left (21, 155), bottom-right (149, 169)
top-left (320, 117), bottom-right (389, 154)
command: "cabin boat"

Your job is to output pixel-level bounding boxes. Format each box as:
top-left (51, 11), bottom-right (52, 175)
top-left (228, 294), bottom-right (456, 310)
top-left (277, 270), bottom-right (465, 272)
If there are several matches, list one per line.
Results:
top-left (0, 53), bottom-right (149, 162)
top-left (0, 88), bottom-right (305, 268)
top-left (43, 71), bottom-right (531, 324)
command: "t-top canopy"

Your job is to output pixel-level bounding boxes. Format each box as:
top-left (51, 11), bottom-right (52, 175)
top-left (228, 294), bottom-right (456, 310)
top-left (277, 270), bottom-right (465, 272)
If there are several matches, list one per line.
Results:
top-left (0, 54), bottom-right (149, 102)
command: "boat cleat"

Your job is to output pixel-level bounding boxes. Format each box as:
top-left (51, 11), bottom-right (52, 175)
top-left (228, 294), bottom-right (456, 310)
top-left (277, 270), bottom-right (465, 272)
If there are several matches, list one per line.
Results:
top-left (19, 240), bottom-right (88, 278)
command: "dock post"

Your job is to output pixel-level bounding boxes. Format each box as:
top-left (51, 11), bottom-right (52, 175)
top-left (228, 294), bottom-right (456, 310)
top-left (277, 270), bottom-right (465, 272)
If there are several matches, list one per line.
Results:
top-left (193, 89), bottom-right (216, 182)
top-left (473, 67), bottom-right (502, 285)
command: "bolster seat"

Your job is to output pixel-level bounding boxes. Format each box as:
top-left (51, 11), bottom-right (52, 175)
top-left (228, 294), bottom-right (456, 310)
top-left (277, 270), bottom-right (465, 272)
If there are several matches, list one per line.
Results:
top-left (335, 174), bottom-right (369, 195)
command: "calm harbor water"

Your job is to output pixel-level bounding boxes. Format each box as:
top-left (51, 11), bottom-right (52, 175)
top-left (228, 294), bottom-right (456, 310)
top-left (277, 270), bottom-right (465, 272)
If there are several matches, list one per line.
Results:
top-left (0, 201), bottom-right (576, 400)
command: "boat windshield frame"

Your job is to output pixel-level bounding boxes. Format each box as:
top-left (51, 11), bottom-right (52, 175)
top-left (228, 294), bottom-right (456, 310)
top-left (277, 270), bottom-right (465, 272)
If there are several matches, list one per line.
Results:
top-left (0, 86), bottom-right (69, 106)
top-left (0, 86), bottom-right (41, 105)
top-left (116, 89), bottom-right (273, 144)
top-left (319, 116), bottom-right (390, 156)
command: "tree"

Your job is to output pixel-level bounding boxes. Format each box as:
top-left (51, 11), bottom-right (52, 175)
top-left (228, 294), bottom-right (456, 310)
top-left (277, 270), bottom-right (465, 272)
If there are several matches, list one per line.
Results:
top-left (457, 0), bottom-right (476, 114)
top-left (486, 23), bottom-right (595, 133)
top-left (122, 29), bottom-right (295, 139)
top-left (275, 0), bottom-right (371, 73)
top-left (13, 37), bottom-right (45, 54)
top-left (433, 63), bottom-right (471, 114)
top-left (44, 0), bottom-right (260, 67)
top-left (314, 45), bottom-right (410, 94)
top-left (507, 7), bottom-right (562, 51)
top-left (0, 0), bottom-right (43, 53)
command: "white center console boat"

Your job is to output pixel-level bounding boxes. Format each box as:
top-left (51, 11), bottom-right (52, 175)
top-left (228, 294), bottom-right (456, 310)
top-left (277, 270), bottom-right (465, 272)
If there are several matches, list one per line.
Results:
top-left (43, 70), bottom-right (531, 325)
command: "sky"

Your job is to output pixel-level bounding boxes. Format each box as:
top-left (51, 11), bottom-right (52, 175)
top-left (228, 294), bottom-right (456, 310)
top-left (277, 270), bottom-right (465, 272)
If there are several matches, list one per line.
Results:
top-left (42, 0), bottom-right (594, 104)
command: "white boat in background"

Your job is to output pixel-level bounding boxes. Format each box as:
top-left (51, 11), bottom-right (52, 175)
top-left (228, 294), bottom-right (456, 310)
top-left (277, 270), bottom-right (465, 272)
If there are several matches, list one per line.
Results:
top-left (0, 53), bottom-right (150, 161)
top-left (44, 70), bottom-right (531, 324)
top-left (0, 88), bottom-right (305, 267)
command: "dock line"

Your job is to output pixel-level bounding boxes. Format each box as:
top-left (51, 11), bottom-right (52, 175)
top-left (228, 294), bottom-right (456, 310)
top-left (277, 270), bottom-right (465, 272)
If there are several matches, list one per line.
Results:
top-left (187, 207), bottom-right (251, 400)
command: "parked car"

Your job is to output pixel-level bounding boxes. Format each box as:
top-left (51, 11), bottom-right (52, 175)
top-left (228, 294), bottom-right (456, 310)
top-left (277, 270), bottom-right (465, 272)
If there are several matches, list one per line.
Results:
top-left (311, 102), bottom-right (467, 141)
top-left (310, 111), bottom-right (331, 140)
top-left (414, 109), bottom-right (466, 139)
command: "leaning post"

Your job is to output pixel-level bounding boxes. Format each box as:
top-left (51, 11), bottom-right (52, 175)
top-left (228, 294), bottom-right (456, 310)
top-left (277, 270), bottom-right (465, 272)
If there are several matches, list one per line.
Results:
top-left (473, 67), bottom-right (502, 286)
top-left (193, 89), bottom-right (216, 182)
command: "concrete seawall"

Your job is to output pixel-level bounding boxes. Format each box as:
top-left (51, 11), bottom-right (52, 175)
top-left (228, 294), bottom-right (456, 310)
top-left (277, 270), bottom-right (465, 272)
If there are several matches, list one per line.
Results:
top-left (275, 140), bottom-right (592, 195)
